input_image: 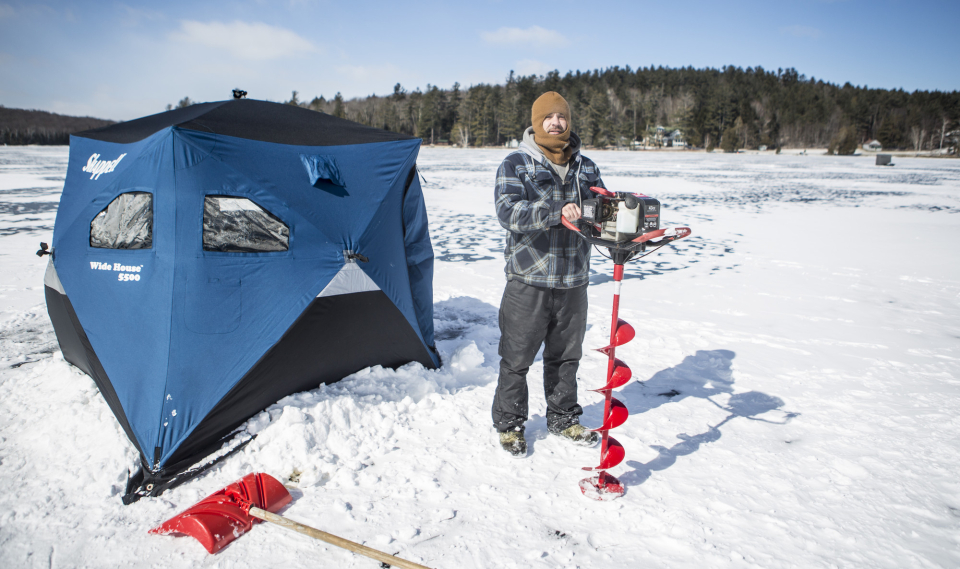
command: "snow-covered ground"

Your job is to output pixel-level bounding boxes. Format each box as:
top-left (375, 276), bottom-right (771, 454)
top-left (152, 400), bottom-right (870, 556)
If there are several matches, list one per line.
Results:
top-left (1, 146), bottom-right (959, 568)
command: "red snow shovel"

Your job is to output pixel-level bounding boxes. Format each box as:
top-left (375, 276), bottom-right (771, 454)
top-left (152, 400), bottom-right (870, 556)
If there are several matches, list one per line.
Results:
top-left (151, 473), bottom-right (434, 569)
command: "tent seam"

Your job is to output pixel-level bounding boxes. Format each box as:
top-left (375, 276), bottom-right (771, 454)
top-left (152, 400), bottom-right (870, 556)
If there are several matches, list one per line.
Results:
top-left (154, 129), bottom-right (180, 470)
top-left (356, 144), bottom-right (429, 347)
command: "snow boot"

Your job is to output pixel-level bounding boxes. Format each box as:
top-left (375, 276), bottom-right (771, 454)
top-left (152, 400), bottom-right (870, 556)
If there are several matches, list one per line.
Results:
top-left (499, 429), bottom-right (527, 457)
top-left (552, 424), bottom-right (600, 447)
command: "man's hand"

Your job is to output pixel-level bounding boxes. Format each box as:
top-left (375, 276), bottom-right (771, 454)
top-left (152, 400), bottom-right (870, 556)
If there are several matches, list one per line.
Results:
top-left (562, 203), bottom-right (581, 222)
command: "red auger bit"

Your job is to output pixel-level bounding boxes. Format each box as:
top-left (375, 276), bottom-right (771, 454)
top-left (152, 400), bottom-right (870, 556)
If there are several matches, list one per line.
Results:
top-left (151, 473), bottom-right (434, 569)
top-left (560, 186), bottom-right (692, 501)
top-left (580, 264), bottom-right (631, 501)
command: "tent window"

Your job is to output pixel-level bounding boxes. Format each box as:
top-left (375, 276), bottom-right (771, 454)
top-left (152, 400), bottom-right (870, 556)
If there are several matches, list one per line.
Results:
top-left (203, 196), bottom-right (289, 252)
top-left (90, 191), bottom-right (153, 249)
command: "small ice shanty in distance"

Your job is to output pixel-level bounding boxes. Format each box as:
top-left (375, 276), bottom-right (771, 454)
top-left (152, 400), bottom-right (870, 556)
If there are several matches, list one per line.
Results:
top-left (42, 99), bottom-right (440, 502)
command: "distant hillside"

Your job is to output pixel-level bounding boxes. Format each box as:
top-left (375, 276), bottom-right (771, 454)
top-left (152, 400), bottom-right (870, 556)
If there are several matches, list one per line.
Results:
top-left (0, 106), bottom-right (115, 145)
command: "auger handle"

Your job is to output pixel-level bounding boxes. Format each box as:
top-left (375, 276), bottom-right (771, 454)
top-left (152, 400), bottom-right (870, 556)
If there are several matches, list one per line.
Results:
top-left (560, 217), bottom-right (692, 249)
top-left (631, 226), bottom-right (691, 243)
top-left (560, 217), bottom-right (581, 233)
top-left (249, 507), bottom-right (434, 569)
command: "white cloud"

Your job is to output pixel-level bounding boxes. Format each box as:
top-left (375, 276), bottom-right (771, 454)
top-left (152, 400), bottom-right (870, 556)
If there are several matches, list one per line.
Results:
top-left (514, 59), bottom-right (552, 76)
top-left (481, 26), bottom-right (569, 49)
top-left (0, 3), bottom-right (15, 19)
top-left (170, 20), bottom-right (319, 61)
top-left (780, 25), bottom-right (821, 39)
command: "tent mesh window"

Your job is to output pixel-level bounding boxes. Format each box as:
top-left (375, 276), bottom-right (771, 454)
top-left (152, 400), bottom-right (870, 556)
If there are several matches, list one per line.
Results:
top-left (90, 191), bottom-right (153, 249)
top-left (203, 196), bottom-right (289, 252)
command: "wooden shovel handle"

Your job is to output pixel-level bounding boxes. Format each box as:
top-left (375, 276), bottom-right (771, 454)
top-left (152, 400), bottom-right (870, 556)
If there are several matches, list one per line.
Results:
top-left (249, 507), bottom-right (434, 569)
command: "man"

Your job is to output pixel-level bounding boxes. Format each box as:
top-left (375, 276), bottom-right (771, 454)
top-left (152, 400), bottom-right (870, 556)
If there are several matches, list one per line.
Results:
top-left (492, 91), bottom-right (604, 456)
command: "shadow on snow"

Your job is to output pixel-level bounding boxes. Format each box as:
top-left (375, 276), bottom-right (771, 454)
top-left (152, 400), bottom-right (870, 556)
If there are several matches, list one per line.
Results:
top-left (584, 349), bottom-right (795, 487)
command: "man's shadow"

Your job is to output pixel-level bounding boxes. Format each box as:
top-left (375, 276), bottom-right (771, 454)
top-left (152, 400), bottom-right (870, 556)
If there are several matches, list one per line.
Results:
top-left (580, 349), bottom-right (796, 486)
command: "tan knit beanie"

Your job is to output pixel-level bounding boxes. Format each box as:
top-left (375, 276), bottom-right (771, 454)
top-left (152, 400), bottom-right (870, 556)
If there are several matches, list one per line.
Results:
top-left (531, 92), bottom-right (573, 165)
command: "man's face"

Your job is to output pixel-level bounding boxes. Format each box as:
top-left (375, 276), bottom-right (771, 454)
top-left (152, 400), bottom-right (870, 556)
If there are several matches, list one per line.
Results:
top-left (542, 112), bottom-right (568, 135)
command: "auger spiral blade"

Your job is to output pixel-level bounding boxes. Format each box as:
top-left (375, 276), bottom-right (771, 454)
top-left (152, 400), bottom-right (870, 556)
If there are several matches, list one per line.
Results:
top-left (582, 436), bottom-right (625, 471)
top-left (592, 398), bottom-right (628, 432)
top-left (591, 359), bottom-right (632, 392)
top-left (596, 319), bottom-right (635, 355)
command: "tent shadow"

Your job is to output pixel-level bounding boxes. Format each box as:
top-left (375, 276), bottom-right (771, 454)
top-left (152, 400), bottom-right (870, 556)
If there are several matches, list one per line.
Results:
top-left (580, 349), bottom-right (796, 486)
top-left (313, 180), bottom-right (349, 197)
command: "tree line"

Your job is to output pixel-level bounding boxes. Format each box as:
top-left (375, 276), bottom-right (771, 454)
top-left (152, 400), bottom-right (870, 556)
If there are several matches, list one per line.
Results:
top-left (284, 65), bottom-right (959, 154)
top-left (5, 65), bottom-right (957, 152)
top-left (0, 106), bottom-right (114, 145)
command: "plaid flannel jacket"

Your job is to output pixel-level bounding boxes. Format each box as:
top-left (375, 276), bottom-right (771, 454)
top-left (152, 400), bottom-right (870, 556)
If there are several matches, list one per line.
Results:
top-left (494, 147), bottom-right (604, 288)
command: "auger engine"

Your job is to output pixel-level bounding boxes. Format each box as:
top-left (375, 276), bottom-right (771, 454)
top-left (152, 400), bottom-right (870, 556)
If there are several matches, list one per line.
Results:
top-left (579, 192), bottom-right (662, 242)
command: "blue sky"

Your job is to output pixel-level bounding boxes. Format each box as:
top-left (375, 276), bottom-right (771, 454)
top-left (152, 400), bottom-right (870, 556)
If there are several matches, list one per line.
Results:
top-left (1, 0), bottom-right (958, 121)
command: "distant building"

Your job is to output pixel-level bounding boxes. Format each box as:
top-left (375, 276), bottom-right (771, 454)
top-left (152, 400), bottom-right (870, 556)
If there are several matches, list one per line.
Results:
top-left (862, 140), bottom-right (882, 151)
top-left (657, 127), bottom-right (687, 147)
top-left (648, 125), bottom-right (666, 148)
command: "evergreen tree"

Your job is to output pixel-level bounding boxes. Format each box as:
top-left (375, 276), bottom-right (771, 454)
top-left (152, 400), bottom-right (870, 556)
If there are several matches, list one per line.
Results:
top-left (417, 86), bottom-right (438, 144)
top-left (308, 96), bottom-right (326, 112)
top-left (721, 123), bottom-right (740, 152)
top-left (829, 126), bottom-right (858, 155)
top-left (333, 93), bottom-right (346, 119)
top-left (498, 76), bottom-right (522, 143)
top-left (407, 88), bottom-right (423, 137)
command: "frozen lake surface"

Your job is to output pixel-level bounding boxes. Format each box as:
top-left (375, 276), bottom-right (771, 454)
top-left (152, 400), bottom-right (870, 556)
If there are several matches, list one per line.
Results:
top-left (1, 146), bottom-right (959, 568)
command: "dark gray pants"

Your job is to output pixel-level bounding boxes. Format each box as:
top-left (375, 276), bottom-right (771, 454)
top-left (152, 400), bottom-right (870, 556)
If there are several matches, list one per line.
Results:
top-left (492, 280), bottom-right (588, 433)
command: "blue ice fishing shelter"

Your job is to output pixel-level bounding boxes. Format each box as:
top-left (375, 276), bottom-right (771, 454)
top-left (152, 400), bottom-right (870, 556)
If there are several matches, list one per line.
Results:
top-left (43, 99), bottom-right (439, 502)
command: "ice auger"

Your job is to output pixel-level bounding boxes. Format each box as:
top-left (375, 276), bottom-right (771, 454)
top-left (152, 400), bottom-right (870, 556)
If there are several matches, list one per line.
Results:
top-left (561, 186), bottom-right (691, 500)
